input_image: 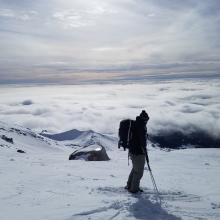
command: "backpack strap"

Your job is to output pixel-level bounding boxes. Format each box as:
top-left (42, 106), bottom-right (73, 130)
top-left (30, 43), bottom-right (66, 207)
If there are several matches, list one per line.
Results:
top-left (127, 120), bottom-right (132, 147)
top-left (128, 151), bottom-right (130, 166)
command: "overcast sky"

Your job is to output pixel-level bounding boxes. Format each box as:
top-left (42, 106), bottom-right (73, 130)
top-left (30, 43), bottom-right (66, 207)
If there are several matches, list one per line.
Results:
top-left (0, 0), bottom-right (220, 84)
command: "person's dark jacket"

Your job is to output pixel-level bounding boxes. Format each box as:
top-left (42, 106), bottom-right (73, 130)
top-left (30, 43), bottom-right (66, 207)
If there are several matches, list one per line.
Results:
top-left (129, 116), bottom-right (149, 162)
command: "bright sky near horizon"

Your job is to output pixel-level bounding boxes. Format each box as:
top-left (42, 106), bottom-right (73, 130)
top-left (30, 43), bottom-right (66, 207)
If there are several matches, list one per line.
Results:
top-left (0, 0), bottom-right (220, 84)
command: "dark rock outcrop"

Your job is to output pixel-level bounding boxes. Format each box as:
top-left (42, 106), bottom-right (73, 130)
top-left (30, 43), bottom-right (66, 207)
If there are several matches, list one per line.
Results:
top-left (17, 149), bottom-right (26, 153)
top-left (1, 135), bottom-right (13, 144)
top-left (69, 144), bottom-right (110, 161)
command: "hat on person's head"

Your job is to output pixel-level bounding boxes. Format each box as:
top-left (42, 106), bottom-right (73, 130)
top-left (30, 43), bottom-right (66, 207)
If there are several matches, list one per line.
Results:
top-left (140, 110), bottom-right (149, 121)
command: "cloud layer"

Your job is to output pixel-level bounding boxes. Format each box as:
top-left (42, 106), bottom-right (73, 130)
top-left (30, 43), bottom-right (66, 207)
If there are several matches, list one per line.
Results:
top-left (0, 79), bottom-right (219, 147)
top-left (0, 0), bottom-right (220, 83)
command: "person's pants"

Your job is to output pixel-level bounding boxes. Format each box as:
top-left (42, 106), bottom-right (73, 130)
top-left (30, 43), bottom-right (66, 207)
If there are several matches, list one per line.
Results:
top-left (127, 154), bottom-right (146, 192)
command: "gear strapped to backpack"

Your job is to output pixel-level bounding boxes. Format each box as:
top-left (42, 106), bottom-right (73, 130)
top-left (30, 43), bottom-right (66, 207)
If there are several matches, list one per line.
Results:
top-left (118, 119), bottom-right (136, 151)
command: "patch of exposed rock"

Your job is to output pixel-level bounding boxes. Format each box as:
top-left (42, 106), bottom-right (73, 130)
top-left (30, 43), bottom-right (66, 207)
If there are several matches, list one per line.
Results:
top-left (69, 144), bottom-right (110, 161)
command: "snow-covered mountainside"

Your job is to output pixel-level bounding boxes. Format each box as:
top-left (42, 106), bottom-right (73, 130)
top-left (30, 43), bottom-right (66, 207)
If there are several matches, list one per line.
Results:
top-left (0, 121), bottom-right (64, 153)
top-left (1, 121), bottom-right (220, 220)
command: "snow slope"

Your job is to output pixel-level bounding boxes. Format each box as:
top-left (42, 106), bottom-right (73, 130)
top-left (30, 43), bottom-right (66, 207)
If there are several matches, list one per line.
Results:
top-left (0, 121), bottom-right (220, 220)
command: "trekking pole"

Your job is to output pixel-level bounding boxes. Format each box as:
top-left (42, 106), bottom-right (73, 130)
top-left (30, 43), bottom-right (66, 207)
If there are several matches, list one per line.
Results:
top-left (147, 163), bottom-right (162, 205)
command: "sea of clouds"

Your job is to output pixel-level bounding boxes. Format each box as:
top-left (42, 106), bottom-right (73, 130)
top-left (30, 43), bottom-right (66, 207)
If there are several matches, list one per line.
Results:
top-left (0, 80), bottom-right (220, 142)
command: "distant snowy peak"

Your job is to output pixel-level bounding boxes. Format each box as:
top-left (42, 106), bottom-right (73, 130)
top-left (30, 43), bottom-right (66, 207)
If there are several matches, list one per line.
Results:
top-left (40, 129), bottom-right (117, 151)
top-left (40, 129), bottom-right (88, 141)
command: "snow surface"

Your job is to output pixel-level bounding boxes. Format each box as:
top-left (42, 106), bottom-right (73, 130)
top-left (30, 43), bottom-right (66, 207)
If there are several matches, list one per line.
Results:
top-left (0, 121), bottom-right (220, 220)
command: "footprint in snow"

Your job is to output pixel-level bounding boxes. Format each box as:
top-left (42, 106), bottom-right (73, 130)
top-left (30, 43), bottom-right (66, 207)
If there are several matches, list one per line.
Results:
top-left (159, 190), bottom-right (201, 202)
top-left (211, 202), bottom-right (220, 209)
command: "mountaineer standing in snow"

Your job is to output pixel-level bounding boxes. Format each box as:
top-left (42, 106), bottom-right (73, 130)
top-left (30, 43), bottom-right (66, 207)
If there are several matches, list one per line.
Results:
top-left (126, 110), bottom-right (150, 193)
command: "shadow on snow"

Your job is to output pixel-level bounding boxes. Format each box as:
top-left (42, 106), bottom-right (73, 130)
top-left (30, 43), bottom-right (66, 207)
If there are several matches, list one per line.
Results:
top-left (129, 195), bottom-right (181, 220)
top-left (67, 187), bottom-right (182, 220)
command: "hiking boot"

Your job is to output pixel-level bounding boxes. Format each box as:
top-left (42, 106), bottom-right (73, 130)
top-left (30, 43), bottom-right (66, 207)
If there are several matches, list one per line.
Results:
top-left (138, 188), bottom-right (144, 192)
top-left (124, 185), bottom-right (129, 190)
top-left (128, 188), bottom-right (144, 194)
top-left (128, 189), bottom-right (139, 194)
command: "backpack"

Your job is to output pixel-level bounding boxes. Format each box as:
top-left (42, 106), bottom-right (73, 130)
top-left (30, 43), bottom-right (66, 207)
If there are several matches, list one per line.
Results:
top-left (118, 119), bottom-right (136, 151)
